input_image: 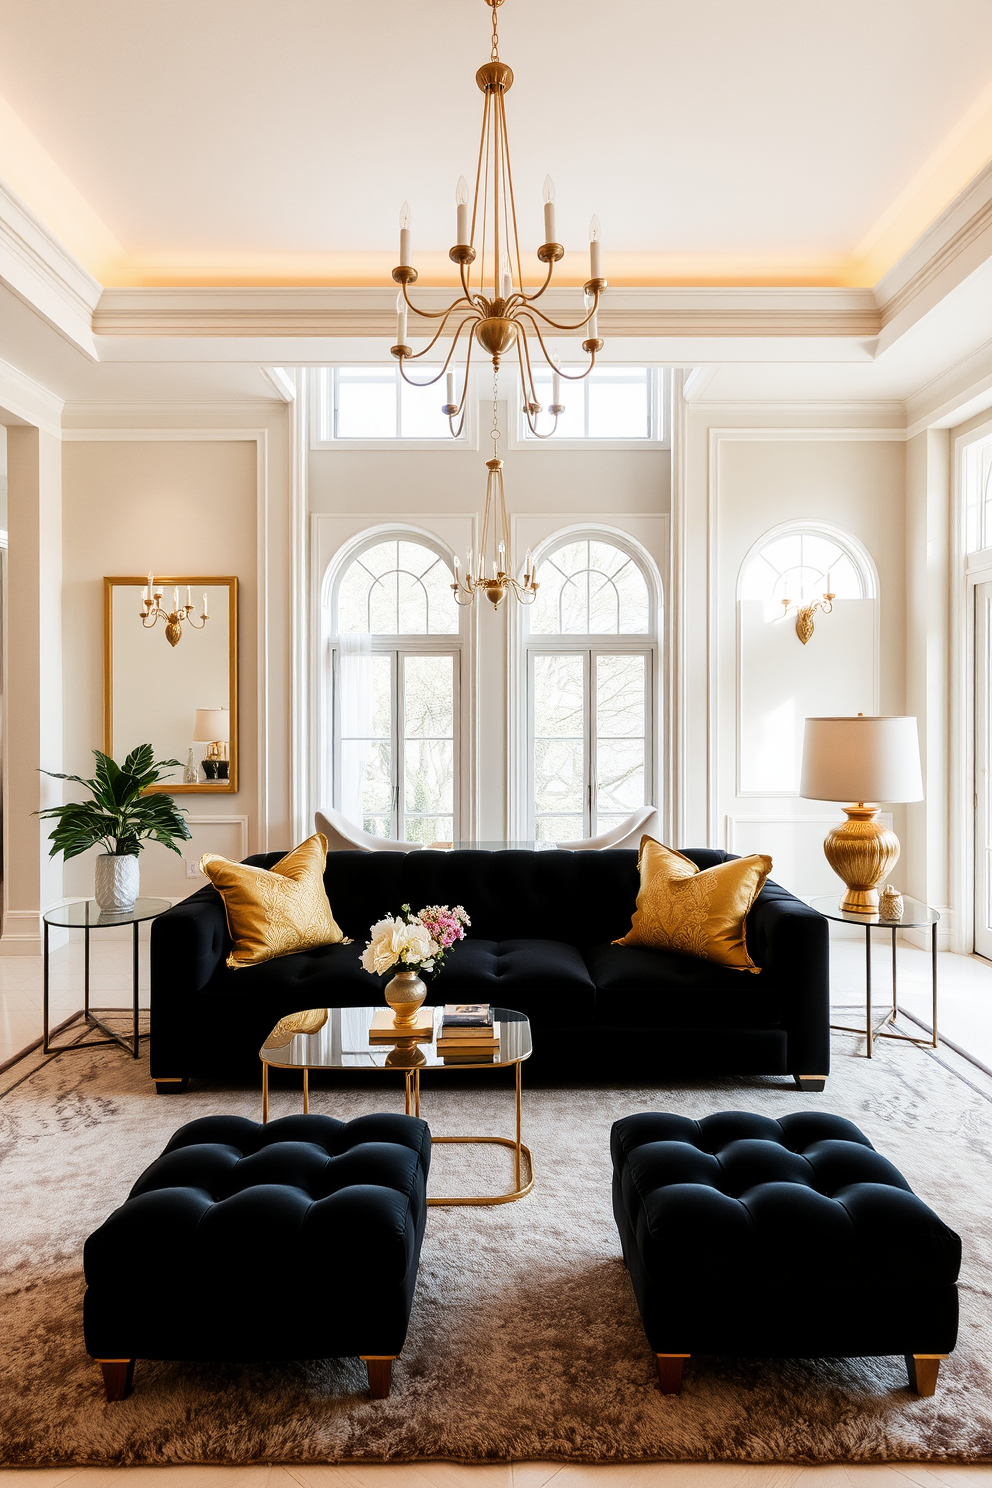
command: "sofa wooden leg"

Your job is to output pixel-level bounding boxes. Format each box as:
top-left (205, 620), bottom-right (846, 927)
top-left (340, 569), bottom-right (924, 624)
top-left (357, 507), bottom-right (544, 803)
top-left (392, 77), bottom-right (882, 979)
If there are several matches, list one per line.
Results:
top-left (97, 1358), bottom-right (135, 1401)
top-left (793, 1075), bottom-right (826, 1092)
top-left (906, 1353), bottom-right (945, 1395)
top-left (361, 1355), bottom-right (395, 1398)
top-left (154, 1077), bottom-right (188, 1094)
top-left (656, 1354), bottom-right (689, 1394)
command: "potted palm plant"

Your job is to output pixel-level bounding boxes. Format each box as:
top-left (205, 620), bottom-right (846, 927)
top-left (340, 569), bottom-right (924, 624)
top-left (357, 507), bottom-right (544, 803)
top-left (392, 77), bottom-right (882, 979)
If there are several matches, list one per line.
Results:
top-left (39, 744), bottom-right (191, 913)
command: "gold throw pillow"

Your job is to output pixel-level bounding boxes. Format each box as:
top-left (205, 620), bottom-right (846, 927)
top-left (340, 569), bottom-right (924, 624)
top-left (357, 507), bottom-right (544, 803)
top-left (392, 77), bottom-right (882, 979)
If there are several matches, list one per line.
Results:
top-left (199, 833), bottom-right (346, 970)
top-left (613, 837), bottom-right (771, 972)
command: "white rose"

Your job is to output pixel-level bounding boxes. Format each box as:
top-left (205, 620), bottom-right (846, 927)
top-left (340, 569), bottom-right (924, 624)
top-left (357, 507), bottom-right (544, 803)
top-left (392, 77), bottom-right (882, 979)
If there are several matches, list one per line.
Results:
top-left (361, 916), bottom-right (404, 975)
top-left (398, 922), bottom-right (434, 964)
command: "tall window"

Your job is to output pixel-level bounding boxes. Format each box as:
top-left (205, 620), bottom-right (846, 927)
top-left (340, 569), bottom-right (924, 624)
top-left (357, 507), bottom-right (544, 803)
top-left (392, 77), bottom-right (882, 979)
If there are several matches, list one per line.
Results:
top-left (519, 366), bottom-right (663, 442)
top-left (312, 367), bottom-right (462, 444)
top-left (524, 535), bottom-right (658, 842)
top-left (329, 536), bottom-right (463, 843)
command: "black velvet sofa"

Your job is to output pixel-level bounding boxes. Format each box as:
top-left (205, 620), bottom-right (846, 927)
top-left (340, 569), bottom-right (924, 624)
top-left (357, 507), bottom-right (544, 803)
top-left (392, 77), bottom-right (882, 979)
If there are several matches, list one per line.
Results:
top-left (150, 847), bottom-right (829, 1091)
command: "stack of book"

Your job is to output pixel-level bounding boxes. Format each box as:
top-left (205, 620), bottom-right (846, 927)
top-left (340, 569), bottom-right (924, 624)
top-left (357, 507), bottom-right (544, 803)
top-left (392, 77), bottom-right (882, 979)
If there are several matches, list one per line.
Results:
top-left (436, 1003), bottom-right (499, 1062)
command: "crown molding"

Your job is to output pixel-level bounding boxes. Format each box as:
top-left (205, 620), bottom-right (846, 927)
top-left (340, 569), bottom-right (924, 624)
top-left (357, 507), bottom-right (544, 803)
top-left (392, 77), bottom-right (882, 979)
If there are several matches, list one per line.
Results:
top-left (904, 333), bottom-right (992, 434)
top-left (0, 177), bottom-right (100, 360)
top-left (875, 160), bottom-right (992, 352)
top-left (92, 284), bottom-right (881, 342)
top-left (0, 353), bottom-right (64, 435)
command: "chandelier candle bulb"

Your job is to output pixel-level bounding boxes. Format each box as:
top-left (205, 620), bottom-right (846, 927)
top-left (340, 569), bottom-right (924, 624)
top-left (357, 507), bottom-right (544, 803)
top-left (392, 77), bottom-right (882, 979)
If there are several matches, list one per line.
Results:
top-left (399, 202), bottom-right (411, 266)
top-left (396, 291), bottom-right (408, 346)
top-left (203, 591), bottom-right (208, 616)
top-left (589, 216), bottom-right (601, 278)
top-left (501, 257), bottom-right (512, 300)
top-left (456, 176), bottom-right (470, 243)
top-left (552, 370), bottom-right (561, 405)
top-left (186, 586), bottom-right (191, 608)
top-left (543, 176), bottom-right (556, 242)
top-left (446, 371), bottom-right (455, 406)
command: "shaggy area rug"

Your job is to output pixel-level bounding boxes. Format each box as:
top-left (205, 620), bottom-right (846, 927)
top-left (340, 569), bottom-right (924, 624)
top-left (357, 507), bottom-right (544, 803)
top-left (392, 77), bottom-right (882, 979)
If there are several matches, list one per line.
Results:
top-left (2, 1030), bottom-right (992, 1466)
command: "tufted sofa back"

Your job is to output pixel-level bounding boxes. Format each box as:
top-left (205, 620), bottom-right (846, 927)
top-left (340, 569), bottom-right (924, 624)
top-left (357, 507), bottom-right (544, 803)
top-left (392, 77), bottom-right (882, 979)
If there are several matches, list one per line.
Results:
top-left (245, 846), bottom-right (731, 949)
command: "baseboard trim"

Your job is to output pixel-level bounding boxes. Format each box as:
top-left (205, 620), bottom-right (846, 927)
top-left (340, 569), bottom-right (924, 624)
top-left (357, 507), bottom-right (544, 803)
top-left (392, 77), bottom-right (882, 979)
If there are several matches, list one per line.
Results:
top-left (0, 911), bottom-right (68, 956)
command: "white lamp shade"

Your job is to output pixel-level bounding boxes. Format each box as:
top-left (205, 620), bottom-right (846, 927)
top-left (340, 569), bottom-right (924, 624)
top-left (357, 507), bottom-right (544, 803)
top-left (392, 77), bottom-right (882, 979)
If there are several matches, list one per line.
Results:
top-left (193, 707), bottom-right (230, 742)
top-left (800, 716), bottom-right (923, 803)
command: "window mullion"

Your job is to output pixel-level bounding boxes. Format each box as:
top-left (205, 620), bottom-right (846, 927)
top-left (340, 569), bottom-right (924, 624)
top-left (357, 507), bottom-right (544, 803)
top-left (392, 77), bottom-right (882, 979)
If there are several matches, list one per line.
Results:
top-left (393, 650), bottom-right (402, 839)
top-left (586, 649), bottom-right (594, 837)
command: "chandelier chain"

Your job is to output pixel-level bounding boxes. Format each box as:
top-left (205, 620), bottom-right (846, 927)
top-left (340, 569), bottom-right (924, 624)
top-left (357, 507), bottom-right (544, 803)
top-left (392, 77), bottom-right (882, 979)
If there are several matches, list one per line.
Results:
top-left (491, 367), bottom-right (500, 454)
top-left (491, 2), bottom-right (499, 61)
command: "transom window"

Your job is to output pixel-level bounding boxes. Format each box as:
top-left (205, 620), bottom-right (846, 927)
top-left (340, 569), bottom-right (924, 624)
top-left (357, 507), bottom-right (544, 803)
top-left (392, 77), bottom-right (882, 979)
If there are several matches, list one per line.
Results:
top-left (313, 366), bottom-right (461, 443)
top-left (337, 539), bottom-right (459, 635)
top-left (328, 536), bottom-right (464, 844)
top-left (524, 533), bottom-right (658, 844)
top-left (529, 538), bottom-right (650, 635)
top-left (521, 366), bottom-right (661, 442)
top-left (965, 435), bottom-right (992, 553)
top-left (739, 530), bottom-right (866, 609)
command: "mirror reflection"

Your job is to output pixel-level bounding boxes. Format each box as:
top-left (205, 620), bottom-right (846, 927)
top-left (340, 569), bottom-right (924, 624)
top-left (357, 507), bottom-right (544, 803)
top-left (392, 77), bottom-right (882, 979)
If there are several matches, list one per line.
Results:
top-left (104, 576), bottom-right (238, 793)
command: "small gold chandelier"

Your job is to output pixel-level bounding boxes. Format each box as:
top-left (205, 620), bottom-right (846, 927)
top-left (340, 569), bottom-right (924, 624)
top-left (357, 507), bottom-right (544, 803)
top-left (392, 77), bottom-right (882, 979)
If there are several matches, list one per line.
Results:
top-left (140, 575), bottom-right (210, 647)
top-left (451, 371), bottom-right (538, 611)
top-left (390, 0), bottom-right (607, 440)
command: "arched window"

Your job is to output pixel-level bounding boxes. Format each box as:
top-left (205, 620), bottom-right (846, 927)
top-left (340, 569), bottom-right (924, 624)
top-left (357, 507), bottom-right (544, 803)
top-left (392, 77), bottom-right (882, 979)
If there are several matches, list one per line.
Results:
top-left (737, 522), bottom-right (877, 796)
top-left (523, 531), bottom-right (660, 843)
top-left (326, 533), bottom-right (464, 844)
top-left (738, 527), bottom-right (870, 607)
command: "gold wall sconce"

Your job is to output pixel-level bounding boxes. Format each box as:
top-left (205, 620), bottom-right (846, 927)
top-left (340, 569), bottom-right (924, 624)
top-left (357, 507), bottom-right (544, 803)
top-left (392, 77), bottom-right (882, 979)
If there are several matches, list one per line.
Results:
top-left (781, 587), bottom-right (834, 645)
top-left (141, 573), bottom-right (210, 647)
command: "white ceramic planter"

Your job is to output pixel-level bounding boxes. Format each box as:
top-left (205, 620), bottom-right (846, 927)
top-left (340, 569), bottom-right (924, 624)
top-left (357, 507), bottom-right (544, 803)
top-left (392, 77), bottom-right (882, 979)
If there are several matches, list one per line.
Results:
top-left (94, 853), bottom-right (140, 914)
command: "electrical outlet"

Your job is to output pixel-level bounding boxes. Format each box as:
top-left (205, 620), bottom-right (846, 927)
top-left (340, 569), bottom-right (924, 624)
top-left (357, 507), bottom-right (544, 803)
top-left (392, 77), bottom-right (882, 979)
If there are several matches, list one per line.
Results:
top-left (185, 859), bottom-right (203, 879)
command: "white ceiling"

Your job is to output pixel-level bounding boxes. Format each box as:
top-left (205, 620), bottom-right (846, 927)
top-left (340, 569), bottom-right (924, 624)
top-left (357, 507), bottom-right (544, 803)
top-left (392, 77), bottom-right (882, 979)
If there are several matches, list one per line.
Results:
top-left (2, 0), bottom-right (992, 263)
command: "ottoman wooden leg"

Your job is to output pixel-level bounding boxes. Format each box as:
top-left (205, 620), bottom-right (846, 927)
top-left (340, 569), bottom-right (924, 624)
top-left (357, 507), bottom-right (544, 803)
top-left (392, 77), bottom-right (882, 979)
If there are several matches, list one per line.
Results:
top-left (361, 1355), bottom-right (395, 1398)
top-left (906, 1353), bottom-right (946, 1395)
top-left (656, 1354), bottom-right (689, 1394)
top-left (97, 1358), bottom-right (135, 1401)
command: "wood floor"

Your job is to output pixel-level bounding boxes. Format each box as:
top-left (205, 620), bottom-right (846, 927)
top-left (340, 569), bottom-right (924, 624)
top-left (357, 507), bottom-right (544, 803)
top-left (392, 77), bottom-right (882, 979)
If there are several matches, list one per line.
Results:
top-left (0, 1463), bottom-right (990, 1485)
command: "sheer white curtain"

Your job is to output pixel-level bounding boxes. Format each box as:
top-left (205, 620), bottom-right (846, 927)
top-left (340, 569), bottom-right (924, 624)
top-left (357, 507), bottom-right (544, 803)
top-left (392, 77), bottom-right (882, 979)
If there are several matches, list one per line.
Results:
top-left (335, 634), bottom-right (374, 828)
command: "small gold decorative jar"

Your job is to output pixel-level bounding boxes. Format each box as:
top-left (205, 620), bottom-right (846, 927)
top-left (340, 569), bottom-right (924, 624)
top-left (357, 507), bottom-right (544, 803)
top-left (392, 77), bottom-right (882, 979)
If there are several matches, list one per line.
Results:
top-left (878, 885), bottom-right (904, 921)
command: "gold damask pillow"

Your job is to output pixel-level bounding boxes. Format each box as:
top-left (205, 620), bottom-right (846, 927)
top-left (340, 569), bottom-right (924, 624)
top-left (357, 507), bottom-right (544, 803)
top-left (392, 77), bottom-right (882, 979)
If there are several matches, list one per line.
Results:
top-left (199, 833), bottom-right (346, 970)
top-left (613, 838), bottom-right (771, 972)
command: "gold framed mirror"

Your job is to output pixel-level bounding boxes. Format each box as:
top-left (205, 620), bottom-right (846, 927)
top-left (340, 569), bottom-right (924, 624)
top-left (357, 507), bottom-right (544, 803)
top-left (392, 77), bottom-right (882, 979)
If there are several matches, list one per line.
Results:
top-left (104, 576), bottom-right (238, 793)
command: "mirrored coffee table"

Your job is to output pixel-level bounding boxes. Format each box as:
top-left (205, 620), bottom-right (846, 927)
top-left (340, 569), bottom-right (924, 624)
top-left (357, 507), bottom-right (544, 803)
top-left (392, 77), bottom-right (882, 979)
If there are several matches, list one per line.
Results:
top-left (259, 1004), bottom-right (534, 1206)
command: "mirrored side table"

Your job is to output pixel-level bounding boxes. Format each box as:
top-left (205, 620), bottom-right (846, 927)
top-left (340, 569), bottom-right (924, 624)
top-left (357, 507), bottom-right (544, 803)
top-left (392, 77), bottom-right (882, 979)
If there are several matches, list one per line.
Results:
top-left (810, 895), bottom-right (939, 1058)
top-left (43, 897), bottom-right (171, 1058)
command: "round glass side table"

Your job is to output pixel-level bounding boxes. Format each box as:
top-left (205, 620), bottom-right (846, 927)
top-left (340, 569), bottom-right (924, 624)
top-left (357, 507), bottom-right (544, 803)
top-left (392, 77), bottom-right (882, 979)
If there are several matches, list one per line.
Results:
top-left (810, 894), bottom-right (939, 1058)
top-left (43, 897), bottom-right (171, 1058)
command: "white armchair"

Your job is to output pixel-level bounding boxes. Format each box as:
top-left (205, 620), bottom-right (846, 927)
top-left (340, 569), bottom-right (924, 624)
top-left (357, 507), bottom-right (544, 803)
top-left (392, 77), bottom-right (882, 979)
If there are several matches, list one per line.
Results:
top-left (555, 806), bottom-right (660, 852)
top-left (315, 806), bottom-right (423, 854)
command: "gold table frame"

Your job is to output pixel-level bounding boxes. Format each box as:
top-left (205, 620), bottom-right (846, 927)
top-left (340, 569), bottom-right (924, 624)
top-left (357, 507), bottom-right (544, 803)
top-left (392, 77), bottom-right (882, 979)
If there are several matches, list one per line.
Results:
top-left (260, 1006), bottom-right (534, 1206)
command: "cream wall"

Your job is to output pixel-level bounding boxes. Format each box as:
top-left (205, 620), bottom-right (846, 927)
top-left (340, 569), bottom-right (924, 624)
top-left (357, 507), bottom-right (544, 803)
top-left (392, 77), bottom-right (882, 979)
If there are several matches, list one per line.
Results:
top-left (676, 406), bottom-right (918, 902)
top-left (308, 400), bottom-right (671, 840)
top-left (60, 438), bottom-right (259, 900)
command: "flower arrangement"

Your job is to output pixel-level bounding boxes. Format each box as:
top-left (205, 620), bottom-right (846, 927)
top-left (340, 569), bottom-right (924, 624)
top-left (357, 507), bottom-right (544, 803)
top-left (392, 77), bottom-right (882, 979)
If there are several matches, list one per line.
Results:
top-left (361, 902), bottom-right (470, 979)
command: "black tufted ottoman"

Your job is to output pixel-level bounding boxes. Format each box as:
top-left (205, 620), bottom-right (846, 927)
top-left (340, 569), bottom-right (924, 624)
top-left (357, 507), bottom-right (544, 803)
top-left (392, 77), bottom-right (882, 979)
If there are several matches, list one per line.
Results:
top-left (84, 1112), bottom-right (430, 1401)
top-left (612, 1110), bottom-right (960, 1396)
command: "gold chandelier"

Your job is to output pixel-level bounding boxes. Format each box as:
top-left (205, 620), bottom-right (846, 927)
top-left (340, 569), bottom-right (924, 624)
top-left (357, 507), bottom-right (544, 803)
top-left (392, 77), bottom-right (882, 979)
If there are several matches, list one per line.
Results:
top-left (388, 0), bottom-right (607, 609)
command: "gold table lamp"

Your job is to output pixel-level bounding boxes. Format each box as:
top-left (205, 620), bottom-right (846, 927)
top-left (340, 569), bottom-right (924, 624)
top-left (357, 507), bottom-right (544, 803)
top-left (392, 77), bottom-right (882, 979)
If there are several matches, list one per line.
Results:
top-left (800, 715), bottom-right (923, 914)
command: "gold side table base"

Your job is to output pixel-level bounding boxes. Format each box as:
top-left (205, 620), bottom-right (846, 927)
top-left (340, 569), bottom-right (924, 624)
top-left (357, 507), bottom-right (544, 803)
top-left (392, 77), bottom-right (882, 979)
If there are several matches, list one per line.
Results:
top-left (427, 1134), bottom-right (534, 1206)
top-left (261, 1026), bottom-right (535, 1206)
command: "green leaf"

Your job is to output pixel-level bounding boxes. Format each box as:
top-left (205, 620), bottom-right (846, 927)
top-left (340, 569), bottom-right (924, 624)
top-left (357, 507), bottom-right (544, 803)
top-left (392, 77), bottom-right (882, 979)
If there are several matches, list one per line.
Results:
top-left (36, 743), bottom-right (194, 860)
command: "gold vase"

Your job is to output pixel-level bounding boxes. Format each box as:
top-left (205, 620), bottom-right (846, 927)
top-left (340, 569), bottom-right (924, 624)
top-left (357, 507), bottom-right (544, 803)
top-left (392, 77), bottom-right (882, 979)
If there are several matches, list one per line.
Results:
top-left (823, 804), bottom-right (900, 914)
top-left (384, 969), bottom-right (427, 1028)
